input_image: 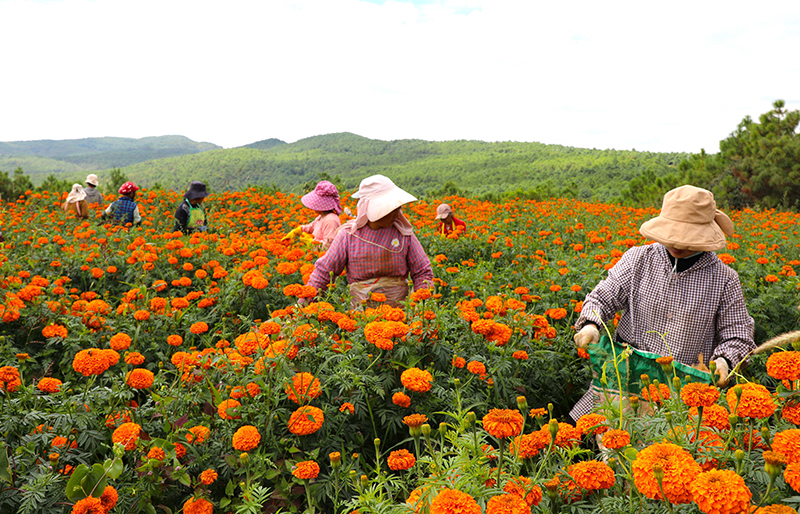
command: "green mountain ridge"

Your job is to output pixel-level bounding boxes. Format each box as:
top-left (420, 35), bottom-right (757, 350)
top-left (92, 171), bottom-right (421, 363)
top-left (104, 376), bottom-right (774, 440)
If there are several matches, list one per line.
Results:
top-left (8, 132), bottom-right (689, 203)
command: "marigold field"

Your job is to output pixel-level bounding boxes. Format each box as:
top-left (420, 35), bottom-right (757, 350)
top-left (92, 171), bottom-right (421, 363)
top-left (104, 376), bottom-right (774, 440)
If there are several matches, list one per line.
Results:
top-left (1, 187), bottom-right (799, 514)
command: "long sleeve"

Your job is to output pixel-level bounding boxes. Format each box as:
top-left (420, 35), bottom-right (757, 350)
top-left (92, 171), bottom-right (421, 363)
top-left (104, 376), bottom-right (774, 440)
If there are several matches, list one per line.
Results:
top-left (576, 248), bottom-right (636, 330)
top-left (712, 274), bottom-right (756, 367)
top-left (133, 205), bottom-right (141, 224)
top-left (174, 204), bottom-right (189, 233)
top-left (407, 232), bottom-right (433, 290)
top-left (306, 231), bottom-right (349, 295)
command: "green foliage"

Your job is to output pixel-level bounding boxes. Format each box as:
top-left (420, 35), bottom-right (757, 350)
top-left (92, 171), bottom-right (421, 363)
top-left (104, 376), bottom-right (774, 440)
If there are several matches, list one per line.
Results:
top-left (0, 167), bottom-right (34, 202)
top-left (720, 99), bottom-right (800, 208)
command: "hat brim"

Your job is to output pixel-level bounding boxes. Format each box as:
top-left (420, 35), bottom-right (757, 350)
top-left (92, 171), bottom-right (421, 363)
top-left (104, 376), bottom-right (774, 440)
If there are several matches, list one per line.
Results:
top-left (86, 180), bottom-right (98, 187)
top-left (185, 190), bottom-right (209, 200)
top-left (435, 211), bottom-right (451, 220)
top-left (639, 216), bottom-right (727, 251)
top-left (366, 189), bottom-right (417, 222)
top-left (301, 191), bottom-right (341, 214)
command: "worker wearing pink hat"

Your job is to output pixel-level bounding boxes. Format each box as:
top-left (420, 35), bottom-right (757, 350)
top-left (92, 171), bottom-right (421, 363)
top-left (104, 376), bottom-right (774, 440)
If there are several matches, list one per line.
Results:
top-left (282, 181), bottom-right (343, 248)
top-left (305, 175), bottom-right (433, 308)
top-left (435, 203), bottom-right (466, 236)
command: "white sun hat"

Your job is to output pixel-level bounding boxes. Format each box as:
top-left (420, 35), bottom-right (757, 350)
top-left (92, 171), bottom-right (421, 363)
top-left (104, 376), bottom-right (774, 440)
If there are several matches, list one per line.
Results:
top-left (354, 175), bottom-right (417, 222)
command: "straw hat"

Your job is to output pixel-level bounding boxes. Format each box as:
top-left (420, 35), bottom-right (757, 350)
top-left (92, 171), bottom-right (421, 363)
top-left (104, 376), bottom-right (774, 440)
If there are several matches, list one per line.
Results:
top-left (85, 174), bottom-right (99, 187)
top-left (301, 181), bottom-right (342, 214)
top-left (435, 204), bottom-right (452, 220)
top-left (639, 185), bottom-right (734, 251)
top-left (355, 175), bottom-right (417, 222)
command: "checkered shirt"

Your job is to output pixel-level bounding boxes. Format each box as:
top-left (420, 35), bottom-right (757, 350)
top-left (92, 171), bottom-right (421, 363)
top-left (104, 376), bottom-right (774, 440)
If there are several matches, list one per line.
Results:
top-left (571, 243), bottom-right (755, 419)
top-left (307, 225), bottom-right (434, 295)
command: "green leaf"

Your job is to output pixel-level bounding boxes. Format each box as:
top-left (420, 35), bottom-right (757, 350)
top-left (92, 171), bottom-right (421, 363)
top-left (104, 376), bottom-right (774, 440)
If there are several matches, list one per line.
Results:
top-left (225, 479), bottom-right (236, 496)
top-left (0, 442), bottom-right (11, 485)
top-left (64, 464), bottom-right (91, 501)
top-left (220, 497), bottom-right (231, 508)
top-left (143, 501), bottom-right (157, 514)
top-left (103, 458), bottom-right (123, 480)
top-left (178, 473), bottom-right (191, 487)
top-left (84, 463), bottom-right (109, 497)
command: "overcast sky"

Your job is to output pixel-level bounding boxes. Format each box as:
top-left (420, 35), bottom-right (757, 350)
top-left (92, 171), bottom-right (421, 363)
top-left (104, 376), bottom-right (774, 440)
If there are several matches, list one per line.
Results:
top-left (1, 0), bottom-right (798, 153)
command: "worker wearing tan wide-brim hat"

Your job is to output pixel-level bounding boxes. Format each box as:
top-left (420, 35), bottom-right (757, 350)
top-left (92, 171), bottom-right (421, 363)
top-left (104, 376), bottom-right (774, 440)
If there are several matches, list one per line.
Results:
top-left (84, 173), bottom-right (104, 206)
top-left (570, 185), bottom-right (755, 421)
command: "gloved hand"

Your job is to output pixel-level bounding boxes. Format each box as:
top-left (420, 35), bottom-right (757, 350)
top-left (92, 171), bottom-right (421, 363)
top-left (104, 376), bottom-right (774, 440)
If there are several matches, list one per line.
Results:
top-left (713, 358), bottom-right (730, 387)
top-left (281, 226), bottom-right (302, 242)
top-left (574, 324), bottom-right (600, 350)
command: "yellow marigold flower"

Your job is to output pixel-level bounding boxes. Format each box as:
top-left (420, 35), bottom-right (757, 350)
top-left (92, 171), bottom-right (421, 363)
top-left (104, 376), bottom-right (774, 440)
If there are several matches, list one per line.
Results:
top-left (232, 425), bottom-right (261, 451)
top-left (400, 368), bottom-right (433, 393)
top-left (387, 449), bottom-right (416, 470)
top-left (482, 409), bottom-right (524, 439)
top-left (689, 469), bottom-right (751, 514)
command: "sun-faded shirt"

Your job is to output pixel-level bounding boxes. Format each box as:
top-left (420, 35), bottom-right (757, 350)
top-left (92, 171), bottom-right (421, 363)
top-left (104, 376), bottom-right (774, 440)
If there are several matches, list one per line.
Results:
top-left (571, 243), bottom-right (755, 420)
top-left (307, 224), bottom-right (433, 295)
top-left (302, 212), bottom-right (341, 248)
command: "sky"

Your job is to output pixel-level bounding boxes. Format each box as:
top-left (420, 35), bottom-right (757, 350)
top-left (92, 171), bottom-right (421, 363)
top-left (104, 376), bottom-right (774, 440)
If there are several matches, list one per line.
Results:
top-left (1, 0), bottom-right (798, 154)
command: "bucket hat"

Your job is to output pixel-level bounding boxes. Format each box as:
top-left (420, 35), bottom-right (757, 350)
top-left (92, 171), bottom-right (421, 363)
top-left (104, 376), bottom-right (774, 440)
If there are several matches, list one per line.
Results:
top-left (355, 175), bottom-right (417, 222)
top-left (66, 183), bottom-right (86, 203)
top-left (184, 181), bottom-right (209, 201)
top-left (85, 174), bottom-right (99, 187)
top-left (639, 185), bottom-right (734, 251)
top-left (118, 181), bottom-right (139, 195)
top-left (301, 180), bottom-right (342, 214)
top-left (435, 204), bottom-right (452, 220)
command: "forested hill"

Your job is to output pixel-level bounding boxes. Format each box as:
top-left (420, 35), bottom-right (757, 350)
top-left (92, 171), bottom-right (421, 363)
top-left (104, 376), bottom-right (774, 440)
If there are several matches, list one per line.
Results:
top-left (0, 135), bottom-right (220, 178)
top-left (49, 133), bottom-right (687, 203)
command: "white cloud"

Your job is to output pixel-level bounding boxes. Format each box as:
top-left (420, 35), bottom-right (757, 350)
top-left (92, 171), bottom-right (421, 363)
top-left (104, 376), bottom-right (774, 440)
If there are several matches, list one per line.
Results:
top-left (0, 0), bottom-right (798, 153)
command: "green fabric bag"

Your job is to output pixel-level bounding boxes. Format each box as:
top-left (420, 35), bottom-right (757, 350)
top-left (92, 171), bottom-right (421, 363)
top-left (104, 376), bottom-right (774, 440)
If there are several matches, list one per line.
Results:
top-left (588, 335), bottom-right (713, 398)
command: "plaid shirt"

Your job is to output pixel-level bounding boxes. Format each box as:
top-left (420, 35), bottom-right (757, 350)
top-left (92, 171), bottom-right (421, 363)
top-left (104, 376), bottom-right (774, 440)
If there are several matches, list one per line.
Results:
top-left (307, 225), bottom-right (434, 295)
top-left (571, 243), bottom-right (755, 419)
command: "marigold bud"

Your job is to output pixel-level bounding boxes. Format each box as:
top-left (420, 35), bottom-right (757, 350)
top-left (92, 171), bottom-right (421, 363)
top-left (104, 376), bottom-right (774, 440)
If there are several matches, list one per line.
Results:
top-left (329, 452), bottom-right (341, 469)
top-left (374, 438), bottom-right (381, 451)
top-left (516, 396), bottom-right (528, 412)
top-left (672, 376), bottom-right (682, 391)
top-left (240, 452), bottom-right (249, 465)
top-left (421, 424), bottom-right (432, 437)
top-left (761, 426), bottom-right (771, 446)
top-left (709, 360), bottom-right (717, 374)
top-left (664, 412), bottom-right (672, 423)
top-left (453, 378), bottom-right (461, 388)
top-left (640, 374), bottom-right (650, 388)
top-left (624, 447), bottom-right (638, 461)
top-left (735, 449), bottom-right (745, 466)
top-left (734, 384), bottom-right (743, 399)
top-left (467, 412), bottom-right (476, 424)
top-left (653, 463), bottom-right (665, 483)
top-left (360, 474), bottom-right (368, 488)
top-left (729, 414), bottom-right (739, 427)
top-left (547, 403), bottom-right (554, 417)
top-left (548, 419), bottom-right (559, 440)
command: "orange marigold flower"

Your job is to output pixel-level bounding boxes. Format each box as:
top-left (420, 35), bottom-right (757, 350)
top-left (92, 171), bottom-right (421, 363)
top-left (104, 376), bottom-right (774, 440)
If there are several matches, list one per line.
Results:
top-left (111, 422), bottom-right (141, 451)
top-left (190, 322), bottom-right (209, 334)
top-left (147, 447), bottom-right (165, 461)
top-left (339, 402), bottom-right (355, 414)
top-left (72, 349), bottom-right (117, 376)
top-left (100, 485), bottom-right (118, 511)
top-left (109, 332), bottom-right (132, 351)
top-left (387, 449), bottom-right (416, 470)
top-left (285, 372), bottom-right (322, 404)
top-left (575, 413), bottom-right (608, 436)
top-left (126, 368), bottom-right (154, 389)
top-left (133, 309), bottom-right (151, 321)
top-left (292, 460), bottom-right (320, 480)
top-left (767, 351), bottom-right (800, 381)
top-left (200, 469), bottom-right (218, 485)
top-left (71, 496), bottom-right (105, 514)
top-left (186, 425), bottom-right (210, 444)
top-left (689, 404), bottom-right (731, 431)
top-left (401, 367), bottom-right (433, 393)
top-left (753, 506), bottom-right (798, 514)
top-left (402, 413), bottom-right (428, 428)
top-left (452, 356), bottom-right (466, 368)
top-left (784, 401), bottom-right (800, 426)
top-left (785, 462), bottom-right (800, 493)
top-left (37, 377), bottom-right (62, 394)
top-left (773, 429), bottom-right (800, 464)
top-left (124, 351), bottom-right (145, 366)
top-left (765, 274), bottom-right (780, 283)
top-left (466, 360), bottom-right (486, 375)
top-left (529, 408), bottom-right (547, 418)
top-left (430, 488), bottom-right (481, 514)
top-left (569, 460), bottom-right (615, 491)
top-left (641, 383), bottom-right (671, 404)
top-left (167, 334), bottom-right (183, 347)
top-left (217, 399), bottom-right (242, 420)
top-left (726, 382), bottom-right (776, 419)
top-left (232, 425), bottom-right (261, 451)
top-left (288, 405), bottom-right (324, 435)
top-left (680, 383), bottom-right (720, 408)
top-left (512, 350), bottom-right (528, 360)
top-left (601, 429), bottom-right (631, 450)
top-left (631, 442), bottom-right (701, 504)
top-left (393, 392), bottom-right (411, 408)
top-left (689, 469), bottom-right (751, 514)
top-left (42, 324), bottom-right (68, 339)
top-left (509, 431), bottom-right (549, 459)
top-left (486, 494), bottom-right (529, 514)
top-left (503, 475), bottom-right (542, 506)
top-left (183, 497), bottom-right (213, 514)
top-left (483, 409), bottom-right (524, 439)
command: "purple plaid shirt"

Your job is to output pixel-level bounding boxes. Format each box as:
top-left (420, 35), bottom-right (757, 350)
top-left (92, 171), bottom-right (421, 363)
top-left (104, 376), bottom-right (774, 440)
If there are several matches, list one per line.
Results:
top-left (307, 225), bottom-right (434, 295)
top-left (571, 243), bottom-right (755, 420)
